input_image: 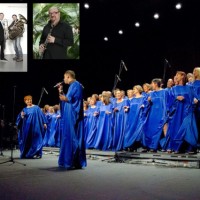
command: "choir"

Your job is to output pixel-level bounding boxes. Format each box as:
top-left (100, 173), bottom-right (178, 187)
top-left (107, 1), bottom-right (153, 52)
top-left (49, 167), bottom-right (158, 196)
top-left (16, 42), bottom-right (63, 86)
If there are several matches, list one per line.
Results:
top-left (16, 68), bottom-right (200, 158)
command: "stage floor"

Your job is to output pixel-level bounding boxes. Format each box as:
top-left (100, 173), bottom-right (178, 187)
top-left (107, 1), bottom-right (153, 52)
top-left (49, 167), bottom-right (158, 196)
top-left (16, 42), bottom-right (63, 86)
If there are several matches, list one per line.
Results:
top-left (0, 54), bottom-right (27, 72)
top-left (0, 149), bottom-right (200, 200)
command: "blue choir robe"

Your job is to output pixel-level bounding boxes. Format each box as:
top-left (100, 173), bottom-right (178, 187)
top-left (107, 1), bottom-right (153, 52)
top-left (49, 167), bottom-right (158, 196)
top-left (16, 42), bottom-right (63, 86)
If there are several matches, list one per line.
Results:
top-left (43, 113), bottom-right (53, 146)
top-left (162, 85), bottom-right (198, 152)
top-left (142, 89), bottom-right (169, 150)
top-left (85, 106), bottom-right (99, 148)
top-left (16, 105), bottom-right (47, 158)
top-left (112, 99), bottom-right (129, 151)
top-left (43, 113), bottom-right (59, 147)
top-left (123, 96), bottom-right (147, 149)
top-left (192, 80), bottom-right (200, 147)
top-left (58, 81), bottom-right (87, 169)
top-left (54, 110), bottom-right (61, 147)
top-left (94, 103), bottom-right (113, 151)
top-left (84, 109), bottom-right (88, 142)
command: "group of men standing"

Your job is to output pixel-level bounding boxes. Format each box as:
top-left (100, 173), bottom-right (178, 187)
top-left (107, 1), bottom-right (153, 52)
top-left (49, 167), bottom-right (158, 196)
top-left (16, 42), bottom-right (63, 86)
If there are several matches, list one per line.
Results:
top-left (0, 12), bottom-right (24, 62)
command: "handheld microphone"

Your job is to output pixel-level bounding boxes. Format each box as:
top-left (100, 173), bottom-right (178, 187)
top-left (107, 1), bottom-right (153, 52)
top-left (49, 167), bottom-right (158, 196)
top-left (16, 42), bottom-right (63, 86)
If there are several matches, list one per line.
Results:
top-left (121, 60), bottom-right (128, 71)
top-left (53, 81), bottom-right (63, 88)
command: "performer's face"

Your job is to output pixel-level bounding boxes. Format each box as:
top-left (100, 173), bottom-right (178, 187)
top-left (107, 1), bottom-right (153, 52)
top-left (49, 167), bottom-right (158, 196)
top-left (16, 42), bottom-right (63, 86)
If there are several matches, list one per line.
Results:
top-left (151, 82), bottom-right (157, 90)
top-left (64, 74), bottom-right (70, 84)
top-left (0, 14), bottom-right (4, 20)
top-left (25, 98), bottom-right (32, 106)
top-left (49, 8), bottom-right (60, 24)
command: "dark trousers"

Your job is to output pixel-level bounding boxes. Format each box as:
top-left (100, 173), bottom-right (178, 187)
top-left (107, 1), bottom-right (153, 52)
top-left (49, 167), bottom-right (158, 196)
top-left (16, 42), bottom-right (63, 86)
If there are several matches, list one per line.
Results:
top-left (0, 39), bottom-right (5, 59)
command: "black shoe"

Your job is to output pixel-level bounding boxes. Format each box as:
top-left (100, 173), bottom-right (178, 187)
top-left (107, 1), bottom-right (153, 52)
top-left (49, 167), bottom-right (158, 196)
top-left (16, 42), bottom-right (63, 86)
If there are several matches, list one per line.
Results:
top-left (16, 58), bottom-right (23, 62)
top-left (13, 57), bottom-right (18, 60)
top-left (1, 58), bottom-right (8, 61)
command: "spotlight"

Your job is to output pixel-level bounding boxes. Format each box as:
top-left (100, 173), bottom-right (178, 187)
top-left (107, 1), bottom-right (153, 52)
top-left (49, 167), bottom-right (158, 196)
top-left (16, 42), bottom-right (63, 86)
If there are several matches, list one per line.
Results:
top-left (135, 22), bottom-right (140, 27)
top-left (175, 3), bottom-right (182, 9)
top-left (118, 30), bottom-right (123, 35)
top-left (153, 13), bottom-right (159, 19)
top-left (84, 3), bottom-right (90, 9)
top-left (104, 37), bottom-right (108, 41)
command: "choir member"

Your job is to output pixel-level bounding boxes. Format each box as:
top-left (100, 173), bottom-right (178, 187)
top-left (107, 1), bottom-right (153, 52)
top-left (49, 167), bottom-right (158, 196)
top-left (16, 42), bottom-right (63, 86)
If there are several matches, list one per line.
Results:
top-left (16, 95), bottom-right (47, 159)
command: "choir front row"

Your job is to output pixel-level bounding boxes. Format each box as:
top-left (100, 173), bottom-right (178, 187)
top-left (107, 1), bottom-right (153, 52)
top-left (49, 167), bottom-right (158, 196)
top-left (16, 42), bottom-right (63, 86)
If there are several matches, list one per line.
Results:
top-left (16, 68), bottom-right (200, 159)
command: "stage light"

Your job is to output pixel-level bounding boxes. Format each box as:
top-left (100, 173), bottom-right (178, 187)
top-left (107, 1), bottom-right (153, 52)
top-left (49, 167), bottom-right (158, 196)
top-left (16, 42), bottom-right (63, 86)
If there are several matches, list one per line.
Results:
top-left (175, 3), bottom-right (182, 9)
top-left (135, 22), bottom-right (140, 27)
top-left (84, 3), bottom-right (90, 9)
top-left (104, 37), bottom-right (108, 41)
top-left (153, 13), bottom-right (159, 19)
top-left (118, 30), bottom-right (123, 35)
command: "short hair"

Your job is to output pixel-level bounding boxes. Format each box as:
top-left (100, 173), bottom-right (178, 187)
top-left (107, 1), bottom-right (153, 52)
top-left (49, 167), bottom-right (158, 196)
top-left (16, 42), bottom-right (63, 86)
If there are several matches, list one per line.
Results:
top-left (12, 14), bottom-right (17, 17)
top-left (152, 78), bottom-right (162, 87)
top-left (65, 70), bottom-right (76, 79)
top-left (0, 13), bottom-right (4, 15)
top-left (49, 6), bottom-right (60, 12)
top-left (24, 95), bottom-right (32, 102)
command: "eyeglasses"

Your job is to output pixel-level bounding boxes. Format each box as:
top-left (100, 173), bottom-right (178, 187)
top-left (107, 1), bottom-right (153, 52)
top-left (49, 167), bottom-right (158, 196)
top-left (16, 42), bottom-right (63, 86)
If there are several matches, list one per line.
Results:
top-left (49, 11), bottom-right (59, 15)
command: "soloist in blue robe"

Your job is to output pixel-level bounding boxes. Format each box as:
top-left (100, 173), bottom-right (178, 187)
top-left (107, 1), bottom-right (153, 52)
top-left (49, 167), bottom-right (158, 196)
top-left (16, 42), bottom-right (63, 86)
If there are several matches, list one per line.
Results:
top-left (162, 85), bottom-right (198, 152)
top-left (58, 81), bottom-right (87, 169)
top-left (85, 106), bottom-right (99, 148)
top-left (123, 96), bottom-right (146, 149)
top-left (112, 100), bottom-right (129, 151)
top-left (94, 103), bottom-right (113, 151)
top-left (16, 105), bottom-right (47, 158)
top-left (142, 89), bottom-right (169, 150)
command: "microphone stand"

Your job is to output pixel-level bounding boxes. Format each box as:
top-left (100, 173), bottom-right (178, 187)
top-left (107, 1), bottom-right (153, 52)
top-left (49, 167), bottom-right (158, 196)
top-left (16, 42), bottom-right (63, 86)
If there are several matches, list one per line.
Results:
top-left (38, 87), bottom-right (47, 106)
top-left (0, 86), bottom-right (26, 166)
top-left (111, 61), bottom-right (124, 94)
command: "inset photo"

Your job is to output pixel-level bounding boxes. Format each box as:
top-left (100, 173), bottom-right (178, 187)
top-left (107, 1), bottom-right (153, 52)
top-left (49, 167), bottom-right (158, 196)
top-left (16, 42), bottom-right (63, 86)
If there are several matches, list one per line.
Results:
top-left (33, 3), bottom-right (80, 60)
top-left (0, 3), bottom-right (27, 72)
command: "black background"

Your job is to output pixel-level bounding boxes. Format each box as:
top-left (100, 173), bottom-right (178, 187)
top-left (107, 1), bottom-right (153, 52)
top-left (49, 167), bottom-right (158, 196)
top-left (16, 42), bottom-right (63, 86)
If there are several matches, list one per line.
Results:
top-left (0, 0), bottom-right (200, 122)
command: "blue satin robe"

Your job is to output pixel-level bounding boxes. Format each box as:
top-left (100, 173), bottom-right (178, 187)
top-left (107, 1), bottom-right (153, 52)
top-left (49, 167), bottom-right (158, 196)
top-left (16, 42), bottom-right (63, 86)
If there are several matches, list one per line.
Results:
top-left (112, 100), bottom-right (129, 151)
top-left (58, 81), bottom-right (87, 169)
top-left (142, 89), bottom-right (169, 150)
top-left (85, 106), bottom-right (99, 148)
top-left (192, 80), bottom-right (200, 148)
top-left (43, 113), bottom-right (59, 147)
top-left (16, 105), bottom-right (47, 158)
top-left (94, 103), bottom-right (113, 151)
top-left (162, 85), bottom-right (198, 152)
top-left (123, 96), bottom-right (146, 149)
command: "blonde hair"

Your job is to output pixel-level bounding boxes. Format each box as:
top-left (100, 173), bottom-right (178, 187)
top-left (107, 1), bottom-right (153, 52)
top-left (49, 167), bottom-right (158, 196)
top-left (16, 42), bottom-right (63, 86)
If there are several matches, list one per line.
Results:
top-left (133, 85), bottom-right (143, 94)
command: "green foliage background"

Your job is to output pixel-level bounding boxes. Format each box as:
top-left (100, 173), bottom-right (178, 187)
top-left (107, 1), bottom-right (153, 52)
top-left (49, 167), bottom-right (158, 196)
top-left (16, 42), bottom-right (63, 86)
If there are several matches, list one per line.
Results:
top-left (33, 3), bottom-right (80, 59)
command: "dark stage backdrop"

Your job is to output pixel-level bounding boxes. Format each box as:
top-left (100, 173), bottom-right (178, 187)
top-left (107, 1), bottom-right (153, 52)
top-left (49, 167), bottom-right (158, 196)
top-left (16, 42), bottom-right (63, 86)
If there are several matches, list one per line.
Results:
top-left (0, 0), bottom-right (200, 123)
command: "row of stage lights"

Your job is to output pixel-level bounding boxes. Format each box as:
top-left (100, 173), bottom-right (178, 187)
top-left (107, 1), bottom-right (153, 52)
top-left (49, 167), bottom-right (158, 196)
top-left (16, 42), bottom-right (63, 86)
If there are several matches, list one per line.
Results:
top-left (83, 2), bottom-right (183, 41)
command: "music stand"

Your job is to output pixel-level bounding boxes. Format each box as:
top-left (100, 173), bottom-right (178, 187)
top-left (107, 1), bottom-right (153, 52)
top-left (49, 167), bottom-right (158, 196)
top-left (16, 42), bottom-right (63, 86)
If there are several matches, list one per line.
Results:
top-left (0, 86), bottom-right (26, 166)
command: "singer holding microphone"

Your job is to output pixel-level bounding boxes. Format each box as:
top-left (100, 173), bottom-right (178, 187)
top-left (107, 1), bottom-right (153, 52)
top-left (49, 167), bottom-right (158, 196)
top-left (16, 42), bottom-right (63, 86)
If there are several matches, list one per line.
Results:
top-left (57, 70), bottom-right (87, 169)
top-left (39, 6), bottom-right (74, 59)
